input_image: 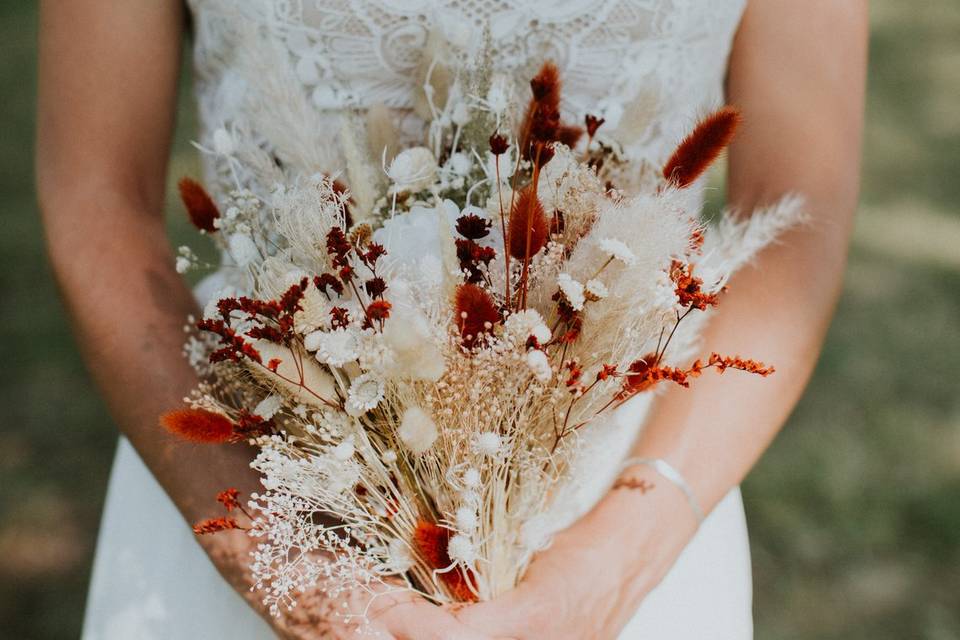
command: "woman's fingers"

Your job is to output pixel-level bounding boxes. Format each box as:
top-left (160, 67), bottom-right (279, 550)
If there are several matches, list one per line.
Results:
top-left (379, 597), bottom-right (501, 640)
top-left (455, 596), bottom-right (537, 639)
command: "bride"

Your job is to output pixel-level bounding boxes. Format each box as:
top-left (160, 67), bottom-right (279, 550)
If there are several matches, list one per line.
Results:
top-left (36, 1), bottom-right (866, 638)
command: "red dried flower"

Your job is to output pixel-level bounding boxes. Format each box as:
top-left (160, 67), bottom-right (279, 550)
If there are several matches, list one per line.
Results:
top-left (662, 106), bottom-right (741, 188)
top-left (456, 214), bottom-right (492, 240)
top-left (364, 299), bottom-right (392, 326)
top-left (365, 277), bottom-right (387, 298)
top-left (160, 408), bottom-right (235, 444)
top-left (597, 364), bottom-right (619, 381)
top-left (508, 186), bottom-right (549, 261)
top-left (314, 273), bottom-right (345, 297)
top-left (454, 283), bottom-right (500, 348)
top-left (700, 353), bottom-right (775, 376)
top-left (216, 488), bottom-right (241, 512)
top-left (178, 177), bottom-right (220, 233)
top-left (670, 260), bottom-right (721, 310)
top-left (489, 133), bottom-right (509, 155)
top-left (193, 517), bottom-right (243, 535)
top-left (413, 520), bottom-right (478, 602)
top-left (362, 242), bottom-right (387, 265)
top-left (326, 227), bottom-right (352, 266)
top-left (585, 114), bottom-right (605, 138)
top-left (330, 307), bottom-right (351, 329)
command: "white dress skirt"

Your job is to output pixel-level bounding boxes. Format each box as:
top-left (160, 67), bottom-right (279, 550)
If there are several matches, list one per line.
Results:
top-left (82, 438), bottom-right (752, 639)
top-left (84, 0), bottom-right (754, 636)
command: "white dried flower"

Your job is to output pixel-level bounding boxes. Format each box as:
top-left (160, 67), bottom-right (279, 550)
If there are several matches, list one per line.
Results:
top-left (473, 431), bottom-right (503, 457)
top-left (397, 406), bottom-right (438, 454)
top-left (212, 127), bottom-right (235, 156)
top-left (455, 506), bottom-right (478, 532)
top-left (382, 449), bottom-right (398, 463)
top-left (462, 467), bottom-right (481, 488)
top-left (525, 349), bottom-right (552, 383)
top-left (584, 278), bottom-right (609, 301)
top-left (294, 286), bottom-right (329, 334)
top-left (484, 74), bottom-right (512, 115)
top-left (175, 255), bottom-right (192, 274)
top-left (332, 438), bottom-right (355, 461)
top-left (451, 102), bottom-right (472, 127)
top-left (556, 273), bottom-right (586, 311)
top-left (387, 146), bottom-right (438, 193)
top-left (346, 373), bottom-right (384, 416)
top-left (228, 233), bottom-right (260, 267)
top-left (254, 395), bottom-right (282, 420)
top-left (448, 152), bottom-right (473, 176)
top-left (652, 269), bottom-right (680, 310)
top-left (387, 538), bottom-right (414, 573)
top-left (504, 309), bottom-right (551, 344)
top-left (305, 328), bottom-right (359, 368)
top-left (598, 237), bottom-right (637, 266)
top-left (447, 534), bottom-right (477, 565)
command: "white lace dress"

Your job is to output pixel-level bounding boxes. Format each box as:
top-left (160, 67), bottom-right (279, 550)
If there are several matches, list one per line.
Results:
top-left (83, 1), bottom-right (752, 637)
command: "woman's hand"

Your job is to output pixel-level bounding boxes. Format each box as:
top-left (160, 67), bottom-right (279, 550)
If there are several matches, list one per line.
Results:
top-left (203, 529), bottom-right (504, 640)
top-left (456, 469), bottom-right (698, 640)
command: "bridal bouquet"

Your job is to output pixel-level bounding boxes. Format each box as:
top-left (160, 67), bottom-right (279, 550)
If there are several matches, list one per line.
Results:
top-left (163, 60), bottom-right (800, 618)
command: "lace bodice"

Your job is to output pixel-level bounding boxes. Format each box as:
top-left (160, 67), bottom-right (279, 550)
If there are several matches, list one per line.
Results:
top-left (187, 0), bottom-right (745, 194)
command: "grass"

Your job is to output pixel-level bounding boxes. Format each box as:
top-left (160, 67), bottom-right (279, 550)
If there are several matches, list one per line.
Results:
top-left (1, 2), bottom-right (958, 638)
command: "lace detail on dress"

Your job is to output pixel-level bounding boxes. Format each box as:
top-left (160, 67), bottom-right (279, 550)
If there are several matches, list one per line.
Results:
top-left (188, 0), bottom-right (745, 192)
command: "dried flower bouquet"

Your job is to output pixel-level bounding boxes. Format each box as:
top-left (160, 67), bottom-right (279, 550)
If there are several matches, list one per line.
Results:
top-left (162, 59), bottom-right (802, 619)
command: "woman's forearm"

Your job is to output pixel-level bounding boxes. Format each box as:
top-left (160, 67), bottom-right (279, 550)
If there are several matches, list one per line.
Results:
top-left (41, 188), bottom-right (261, 523)
top-left (626, 0), bottom-right (868, 516)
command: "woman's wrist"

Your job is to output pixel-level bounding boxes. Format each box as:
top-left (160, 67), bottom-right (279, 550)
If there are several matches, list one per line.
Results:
top-left (582, 463), bottom-right (703, 599)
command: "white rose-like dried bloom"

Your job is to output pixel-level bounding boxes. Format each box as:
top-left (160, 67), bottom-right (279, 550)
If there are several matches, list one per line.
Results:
top-left (305, 327), bottom-right (360, 368)
top-left (387, 146), bottom-right (438, 194)
top-left (473, 432), bottom-right (503, 457)
top-left (254, 395), bottom-right (282, 420)
top-left (598, 237), bottom-right (638, 266)
top-left (525, 349), bottom-right (552, 383)
top-left (397, 406), bottom-right (438, 454)
top-left (584, 278), bottom-right (609, 301)
top-left (346, 373), bottom-right (384, 416)
top-left (556, 273), bottom-right (586, 311)
top-left (455, 506), bottom-right (478, 532)
top-left (447, 534), bottom-right (477, 565)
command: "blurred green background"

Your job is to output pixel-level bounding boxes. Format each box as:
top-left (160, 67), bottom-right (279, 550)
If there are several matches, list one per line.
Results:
top-left (2, 2), bottom-right (958, 638)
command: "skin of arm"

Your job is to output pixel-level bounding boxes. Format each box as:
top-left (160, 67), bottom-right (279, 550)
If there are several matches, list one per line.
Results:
top-left (35, 3), bottom-right (499, 638)
top-left (456, 2), bottom-right (869, 638)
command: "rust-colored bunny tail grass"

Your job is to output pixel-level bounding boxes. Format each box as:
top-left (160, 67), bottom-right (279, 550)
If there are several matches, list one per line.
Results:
top-left (520, 61), bottom-right (562, 157)
top-left (507, 185), bottom-right (549, 261)
top-left (413, 520), bottom-right (478, 602)
top-left (160, 408), bottom-right (235, 444)
top-left (662, 107), bottom-right (742, 188)
top-left (177, 177), bottom-right (220, 233)
top-left (454, 283), bottom-right (500, 348)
